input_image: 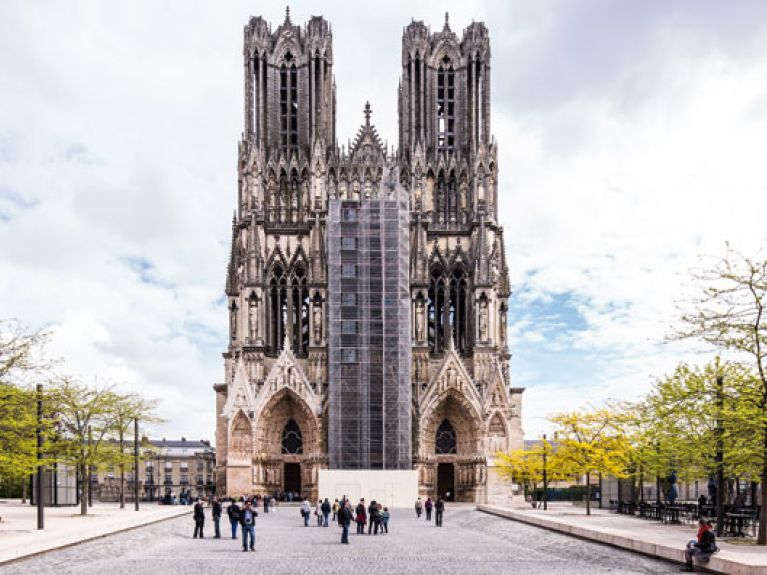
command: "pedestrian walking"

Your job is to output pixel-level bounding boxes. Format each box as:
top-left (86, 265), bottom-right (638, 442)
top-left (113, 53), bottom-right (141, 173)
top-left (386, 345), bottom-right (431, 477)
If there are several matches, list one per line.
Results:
top-left (434, 497), bottom-right (444, 527)
top-left (425, 497), bottom-right (433, 521)
top-left (239, 500), bottom-right (257, 552)
top-left (414, 497), bottom-right (422, 518)
top-left (263, 494), bottom-right (269, 513)
top-left (193, 498), bottom-right (205, 538)
top-left (321, 498), bottom-right (331, 527)
top-left (338, 500), bottom-right (352, 544)
top-left (355, 499), bottom-right (367, 534)
top-left (212, 497), bottom-right (222, 538)
top-left (332, 499), bottom-right (339, 522)
top-left (301, 498), bottom-right (311, 527)
top-left (227, 499), bottom-right (241, 539)
top-left (316, 500), bottom-right (323, 526)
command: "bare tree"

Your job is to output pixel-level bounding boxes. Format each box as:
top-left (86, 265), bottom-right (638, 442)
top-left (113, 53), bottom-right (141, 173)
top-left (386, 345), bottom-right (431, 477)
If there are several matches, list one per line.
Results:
top-left (673, 246), bottom-right (767, 544)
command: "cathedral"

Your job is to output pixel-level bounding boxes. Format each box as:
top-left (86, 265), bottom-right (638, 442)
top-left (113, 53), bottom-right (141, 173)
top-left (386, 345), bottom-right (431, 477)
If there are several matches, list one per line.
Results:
top-left (214, 9), bottom-right (524, 504)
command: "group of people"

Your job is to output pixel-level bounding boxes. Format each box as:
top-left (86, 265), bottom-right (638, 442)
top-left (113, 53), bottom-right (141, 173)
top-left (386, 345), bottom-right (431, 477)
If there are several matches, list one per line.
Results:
top-left (414, 496), bottom-right (445, 526)
top-left (192, 492), bottom-right (449, 548)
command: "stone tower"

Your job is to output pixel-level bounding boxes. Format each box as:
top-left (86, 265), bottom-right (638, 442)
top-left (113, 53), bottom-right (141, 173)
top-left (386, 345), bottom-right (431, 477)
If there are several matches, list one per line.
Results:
top-left (214, 10), bottom-right (524, 503)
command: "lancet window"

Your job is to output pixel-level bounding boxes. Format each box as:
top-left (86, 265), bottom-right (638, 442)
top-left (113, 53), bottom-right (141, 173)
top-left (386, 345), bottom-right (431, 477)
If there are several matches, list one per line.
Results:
top-left (266, 263), bottom-right (309, 357)
top-left (280, 52), bottom-right (298, 151)
top-left (428, 266), bottom-right (470, 356)
top-left (437, 56), bottom-right (455, 150)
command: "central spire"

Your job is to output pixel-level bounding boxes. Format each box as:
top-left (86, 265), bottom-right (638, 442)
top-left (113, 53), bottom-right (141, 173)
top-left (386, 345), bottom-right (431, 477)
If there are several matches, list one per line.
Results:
top-left (363, 101), bottom-right (372, 126)
top-left (284, 5), bottom-right (291, 25)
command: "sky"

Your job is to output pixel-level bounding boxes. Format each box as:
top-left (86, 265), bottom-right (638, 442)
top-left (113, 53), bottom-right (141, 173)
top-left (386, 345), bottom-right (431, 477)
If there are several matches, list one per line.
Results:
top-left (1, 0), bottom-right (766, 442)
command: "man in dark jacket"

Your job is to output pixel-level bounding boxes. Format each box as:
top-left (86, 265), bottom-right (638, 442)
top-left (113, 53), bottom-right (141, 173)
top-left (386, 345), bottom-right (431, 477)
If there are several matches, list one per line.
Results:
top-left (338, 500), bottom-right (353, 544)
top-left (212, 497), bottom-right (222, 538)
top-left (367, 500), bottom-right (378, 534)
top-left (239, 500), bottom-right (258, 552)
top-left (227, 499), bottom-right (241, 539)
top-left (434, 497), bottom-right (445, 527)
top-left (321, 498), bottom-right (331, 527)
top-left (192, 498), bottom-right (205, 538)
top-left (425, 497), bottom-right (433, 521)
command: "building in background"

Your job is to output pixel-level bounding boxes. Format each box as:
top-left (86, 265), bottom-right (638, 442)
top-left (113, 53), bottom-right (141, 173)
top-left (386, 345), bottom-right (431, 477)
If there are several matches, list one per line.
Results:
top-left (92, 438), bottom-right (215, 502)
top-left (215, 9), bottom-right (524, 503)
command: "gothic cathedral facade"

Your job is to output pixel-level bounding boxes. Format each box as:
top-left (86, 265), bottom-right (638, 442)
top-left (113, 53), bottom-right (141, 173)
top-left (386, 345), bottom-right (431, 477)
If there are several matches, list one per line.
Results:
top-left (214, 10), bottom-right (524, 504)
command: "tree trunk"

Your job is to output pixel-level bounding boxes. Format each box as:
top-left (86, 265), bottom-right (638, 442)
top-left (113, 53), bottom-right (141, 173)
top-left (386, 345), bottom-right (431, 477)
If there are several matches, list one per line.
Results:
top-left (119, 427), bottom-right (125, 509)
top-left (586, 472), bottom-right (591, 516)
top-left (21, 477), bottom-right (27, 503)
top-left (80, 463), bottom-right (88, 516)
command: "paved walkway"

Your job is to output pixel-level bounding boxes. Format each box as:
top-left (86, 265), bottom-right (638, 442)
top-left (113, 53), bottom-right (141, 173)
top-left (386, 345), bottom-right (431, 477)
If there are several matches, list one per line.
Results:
top-left (1, 503), bottom-right (678, 574)
top-left (0, 499), bottom-right (188, 566)
top-left (479, 504), bottom-right (767, 575)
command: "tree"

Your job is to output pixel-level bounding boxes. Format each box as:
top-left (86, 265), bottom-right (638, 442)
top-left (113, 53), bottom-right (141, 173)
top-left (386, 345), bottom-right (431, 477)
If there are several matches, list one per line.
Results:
top-left (48, 377), bottom-right (123, 515)
top-left (548, 406), bottom-right (632, 515)
top-left (673, 246), bottom-right (767, 543)
top-left (0, 320), bottom-right (54, 499)
top-left (497, 439), bottom-right (563, 507)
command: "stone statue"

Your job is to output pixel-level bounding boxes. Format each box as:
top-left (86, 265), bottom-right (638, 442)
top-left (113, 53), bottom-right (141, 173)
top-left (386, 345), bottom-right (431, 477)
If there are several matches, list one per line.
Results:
top-left (415, 299), bottom-right (426, 341)
top-left (249, 299), bottom-right (258, 340)
top-left (313, 303), bottom-right (322, 342)
top-left (479, 299), bottom-right (488, 341)
top-left (230, 305), bottom-right (237, 339)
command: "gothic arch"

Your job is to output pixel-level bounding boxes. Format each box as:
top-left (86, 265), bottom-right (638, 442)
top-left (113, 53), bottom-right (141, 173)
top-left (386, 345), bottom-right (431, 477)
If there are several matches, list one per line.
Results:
top-left (420, 391), bottom-right (481, 458)
top-left (255, 387), bottom-right (322, 456)
top-left (486, 411), bottom-right (509, 455)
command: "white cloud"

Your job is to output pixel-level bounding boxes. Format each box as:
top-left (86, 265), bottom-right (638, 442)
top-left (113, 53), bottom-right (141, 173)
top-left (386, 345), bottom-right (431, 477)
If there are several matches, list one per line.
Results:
top-left (1, 1), bottom-right (766, 442)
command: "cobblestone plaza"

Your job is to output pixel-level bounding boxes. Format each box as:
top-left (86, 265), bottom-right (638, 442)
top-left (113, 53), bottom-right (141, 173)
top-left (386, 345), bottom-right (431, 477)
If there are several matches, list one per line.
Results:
top-left (3, 506), bottom-right (677, 575)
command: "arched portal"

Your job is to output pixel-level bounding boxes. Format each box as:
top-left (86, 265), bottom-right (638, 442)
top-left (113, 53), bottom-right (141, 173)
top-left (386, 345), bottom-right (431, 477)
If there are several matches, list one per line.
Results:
top-left (254, 389), bottom-right (321, 499)
top-left (420, 393), bottom-right (482, 502)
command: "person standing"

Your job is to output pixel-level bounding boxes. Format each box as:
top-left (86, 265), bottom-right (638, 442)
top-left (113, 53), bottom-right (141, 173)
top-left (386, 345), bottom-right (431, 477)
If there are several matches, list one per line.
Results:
top-left (212, 497), bottom-right (222, 539)
top-left (355, 499), bottom-right (367, 534)
top-left (193, 498), bottom-right (205, 538)
top-left (301, 498), bottom-right (311, 527)
top-left (263, 494), bottom-right (269, 514)
top-left (239, 500), bottom-right (257, 552)
top-left (425, 497), bottom-right (433, 521)
top-left (367, 499), bottom-right (378, 534)
top-left (414, 497), bottom-right (423, 518)
top-left (332, 498), bottom-right (339, 522)
top-left (434, 497), bottom-right (445, 527)
top-left (338, 500), bottom-right (352, 544)
top-left (321, 498), bottom-right (331, 527)
top-left (227, 499), bottom-right (241, 539)
top-left (381, 507), bottom-right (390, 534)
top-left (316, 499), bottom-right (323, 527)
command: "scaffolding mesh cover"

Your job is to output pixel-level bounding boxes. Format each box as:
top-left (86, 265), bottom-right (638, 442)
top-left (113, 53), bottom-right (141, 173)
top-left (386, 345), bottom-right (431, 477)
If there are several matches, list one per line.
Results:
top-left (327, 168), bottom-right (412, 469)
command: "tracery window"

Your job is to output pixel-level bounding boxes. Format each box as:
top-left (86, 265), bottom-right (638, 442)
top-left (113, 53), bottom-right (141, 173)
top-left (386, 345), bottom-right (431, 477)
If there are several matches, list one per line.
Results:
top-left (435, 419), bottom-right (457, 455)
top-left (281, 419), bottom-right (303, 454)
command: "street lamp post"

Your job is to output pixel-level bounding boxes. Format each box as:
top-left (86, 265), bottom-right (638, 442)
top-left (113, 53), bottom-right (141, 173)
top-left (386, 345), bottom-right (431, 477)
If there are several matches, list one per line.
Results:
top-left (36, 383), bottom-right (44, 530)
top-left (133, 417), bottom-right (140, 511)
top-left (542, 433), bottom-right (548, 511)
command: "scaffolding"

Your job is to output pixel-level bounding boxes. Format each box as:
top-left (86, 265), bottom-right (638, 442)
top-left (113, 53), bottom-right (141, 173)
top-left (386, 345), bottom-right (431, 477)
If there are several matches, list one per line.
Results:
top-left (327, 167), bottom-right (412, 469)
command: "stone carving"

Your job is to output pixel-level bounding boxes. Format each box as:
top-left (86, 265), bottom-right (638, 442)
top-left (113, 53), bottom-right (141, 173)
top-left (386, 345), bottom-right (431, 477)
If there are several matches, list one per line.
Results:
top-left (249, 298), bottom-right (258, 341)
top-left (478, 299), bottom-right (488, 341)
top-left (313, 303), bottom-right (322, 343)
top-left (415, 298), bottom-right (426, 342)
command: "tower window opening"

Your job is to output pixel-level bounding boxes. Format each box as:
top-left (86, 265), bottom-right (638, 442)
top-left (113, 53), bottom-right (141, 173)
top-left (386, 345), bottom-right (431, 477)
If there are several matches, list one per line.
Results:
top-left (437, 57), bottom-right (455, 150)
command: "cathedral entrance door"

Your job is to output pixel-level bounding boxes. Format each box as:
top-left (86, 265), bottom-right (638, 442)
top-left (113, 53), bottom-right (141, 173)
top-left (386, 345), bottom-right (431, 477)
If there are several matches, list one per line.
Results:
top-left (437, 463), bottom-right (455, 501)
top-left (284, 463), bottom-right (301, 495)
